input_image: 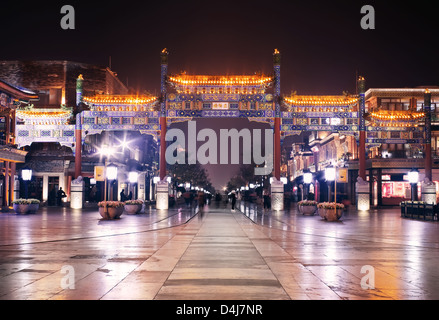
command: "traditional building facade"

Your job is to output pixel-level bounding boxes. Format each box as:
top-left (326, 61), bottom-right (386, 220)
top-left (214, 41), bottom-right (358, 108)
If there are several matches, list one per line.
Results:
top-left (0, 61), bottom-right (159, 206)
top-left (0, 79), bottom-right (38, 209)
top-left (288, 87), bottom-right (439, 207)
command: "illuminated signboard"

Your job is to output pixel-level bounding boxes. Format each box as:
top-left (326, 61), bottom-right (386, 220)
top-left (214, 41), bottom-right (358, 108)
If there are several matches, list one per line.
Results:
top-left (212, 102), bottom-right (229, 110)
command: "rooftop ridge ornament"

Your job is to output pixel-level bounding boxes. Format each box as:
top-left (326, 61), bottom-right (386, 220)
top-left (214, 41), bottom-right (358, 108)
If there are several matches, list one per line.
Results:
top-left (273, 48), bottom-right (281, 65)
top-left (161, 48), bottom-right (169, 65)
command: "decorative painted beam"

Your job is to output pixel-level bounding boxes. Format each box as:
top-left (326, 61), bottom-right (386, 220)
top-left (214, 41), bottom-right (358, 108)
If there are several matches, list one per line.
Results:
top-left (281, 111), bottom-right (358, 119)
top-left (366, 138), bottom-right (424, 144)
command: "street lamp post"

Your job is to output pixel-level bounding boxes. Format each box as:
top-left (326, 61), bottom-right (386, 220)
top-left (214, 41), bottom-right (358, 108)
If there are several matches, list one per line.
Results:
top-left (129, 171), bottom-right (138, 199)
top-left (408, 168), bottom-right (419, 201)
top-left (303, 170), bottom-right (313, 200)
top-left (106, 163), bottom-right (118, 201)
top-left (98, 146), bottom-right (113, 217)
top-left (101, 160), bottom-right (117, 218)
top-left (22, 167), bottom-right (32, 199)
top-left (325, 166), bottom-right (336, 202)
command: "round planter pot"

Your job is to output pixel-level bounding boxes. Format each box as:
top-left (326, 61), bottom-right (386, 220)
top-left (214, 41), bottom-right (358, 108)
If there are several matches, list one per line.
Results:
top-left (325, 208), bottom-right (343, 221)
top-left (28, 203), bottom-right (39, 214)
top-left (99, 206), bottom-right (124, 219)
top-left (300, 205), bottom-right (317, 216)
top-left (318, 208), bottom-right (327, 219)
top-left (124, 204), bottom-right (142, 215)
top-left (13, 204), bottom-right (30, 214)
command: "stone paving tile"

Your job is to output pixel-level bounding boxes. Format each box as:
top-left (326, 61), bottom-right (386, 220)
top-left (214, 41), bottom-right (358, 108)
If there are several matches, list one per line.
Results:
top-left (154, 211), bottom-right (292, 300)
top-left (155, 284), bottom-right (291, 300)
top-left (236, 203), bottom-right (439, 300)
top-left (101, 270), bottom-right (171, 300)
top-left (1, 204), bottom-right (439, 300)
top-left (234, 215), bottom-right (340, 300)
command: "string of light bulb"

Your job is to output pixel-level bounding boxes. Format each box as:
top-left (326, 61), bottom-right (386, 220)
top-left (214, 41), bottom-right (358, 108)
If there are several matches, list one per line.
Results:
top-left (284, 96), bottom-right (359, 106)
top-left (16, 109), bottom-right (72, 119)
top-left (168, 75), bottom-right (273, 86)
top-left (369, 110), bottom-right (425, 121)
top-left (83, 95), bottom-right (157, 105)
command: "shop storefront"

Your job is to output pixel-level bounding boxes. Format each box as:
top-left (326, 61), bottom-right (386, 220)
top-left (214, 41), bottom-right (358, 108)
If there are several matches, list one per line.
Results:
top-left (368, 169), bottom-right (439, 206)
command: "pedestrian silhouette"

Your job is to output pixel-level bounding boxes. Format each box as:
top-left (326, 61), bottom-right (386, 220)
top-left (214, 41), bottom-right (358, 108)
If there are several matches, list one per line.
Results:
top-left (120, 189), bottom-right (127, 202)
top-left (230, 191), bottom-right (237, 211)
top-left (56, 187), bottom-right (66, 206)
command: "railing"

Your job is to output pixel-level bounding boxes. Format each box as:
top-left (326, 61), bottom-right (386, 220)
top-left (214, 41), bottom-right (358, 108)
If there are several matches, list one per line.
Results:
top-left (400, 201), bottom-right (438, 221)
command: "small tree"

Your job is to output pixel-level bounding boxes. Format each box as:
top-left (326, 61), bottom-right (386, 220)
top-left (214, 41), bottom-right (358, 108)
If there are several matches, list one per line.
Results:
top-left (167, 151), bottom-right (214, 193)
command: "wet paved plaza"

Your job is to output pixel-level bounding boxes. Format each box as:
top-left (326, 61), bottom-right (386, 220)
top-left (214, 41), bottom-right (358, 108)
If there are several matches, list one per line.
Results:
top-left (0, 202), bottom-right (439, 300)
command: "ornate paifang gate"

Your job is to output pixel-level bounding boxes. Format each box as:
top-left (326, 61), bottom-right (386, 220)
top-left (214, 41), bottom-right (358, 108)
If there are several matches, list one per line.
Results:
top-left (14, 50), bottom-right (431, 210)
top-left (153, 49), bottom-right (286, 209)
top-left (152, 50), bottom-right (370, 210)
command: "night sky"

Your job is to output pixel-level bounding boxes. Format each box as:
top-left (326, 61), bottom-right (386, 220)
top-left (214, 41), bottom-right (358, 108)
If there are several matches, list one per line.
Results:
top-left (2, 0), bottom-right (439, 189)
top-left (3, 0), bottom-right (439, 93)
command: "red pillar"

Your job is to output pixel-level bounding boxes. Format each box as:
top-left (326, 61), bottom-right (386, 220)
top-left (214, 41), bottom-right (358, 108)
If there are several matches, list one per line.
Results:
top-left (424, 89), bottom-right (432, 182)
top-left (159, 49), bottom-right (168, 181)
top-left (75, 75), bottom-right (83, 179)
top-left (274, 117), bottom-right (281, 180)
top-left (75, 129), bottom-right (82, 178)
top-left (425, 145), bottom-right (432, 181)
top-left (359, 131), bottom-right (366, 180)
top-left (3, 161), bottom-right (9, 207)
top-left (9, 162), bottom-right (15, 204)
top-left (273, 49), bottom-right (281, 181)
top-left (67, 175), bottom-right (72, 200)
top-left (159, 117), bottom-right (167, 180)
top-left (358, 76), bottom-right (367, 181)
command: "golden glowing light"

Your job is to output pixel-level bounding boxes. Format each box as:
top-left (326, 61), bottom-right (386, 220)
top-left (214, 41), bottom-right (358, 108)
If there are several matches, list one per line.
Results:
top-left (370, 110), bottom-right (425, 121)
top-left (16, 109), bottom-right (72, 119)
top-left (83, 95), bottom-right (157, 105)
top-left (284, 95), bottom-right (359, 106)
top-left (168, 74), bottom-right (273, 87)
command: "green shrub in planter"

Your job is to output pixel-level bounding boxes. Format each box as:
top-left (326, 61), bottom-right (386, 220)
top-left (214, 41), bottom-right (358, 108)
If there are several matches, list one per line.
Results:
top-left (12, 198), bottom-right (40, 205)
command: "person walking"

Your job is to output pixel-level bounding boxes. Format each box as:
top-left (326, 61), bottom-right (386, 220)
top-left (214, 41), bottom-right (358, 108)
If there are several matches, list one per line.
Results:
top-left (183, 191), bottom-right (192, 207)
top-left (263, 189), bottom-right (271, 209)
top-left (120, 189), bottom-right (127, 202)
top-left (89, 185), bottom-right (97, 202)
top-left (197, 191), bottom-right (205, 207)
top-left (197, 191), bottom-right (205, 213)
top-left (230, 191), bottom-right (237, 211)
top-left (215, 192), bottom-right (221, 208)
